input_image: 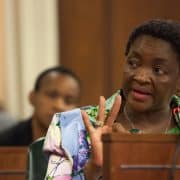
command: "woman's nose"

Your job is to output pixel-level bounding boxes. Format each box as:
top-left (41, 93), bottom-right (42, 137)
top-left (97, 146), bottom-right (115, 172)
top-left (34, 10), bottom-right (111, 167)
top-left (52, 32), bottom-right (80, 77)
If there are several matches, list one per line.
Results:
top-left (133, 68), bottom-right (151, 83)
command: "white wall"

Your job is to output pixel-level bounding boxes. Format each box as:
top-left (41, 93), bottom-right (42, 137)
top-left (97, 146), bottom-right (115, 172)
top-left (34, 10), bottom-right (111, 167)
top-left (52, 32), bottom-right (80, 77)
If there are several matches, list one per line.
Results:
top-left (4, 0), bottom-right (59, 119)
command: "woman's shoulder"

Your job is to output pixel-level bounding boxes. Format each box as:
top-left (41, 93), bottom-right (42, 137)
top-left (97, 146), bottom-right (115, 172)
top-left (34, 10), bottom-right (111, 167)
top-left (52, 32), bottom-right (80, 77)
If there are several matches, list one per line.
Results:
top-left (170, 95), bottom-right (180, 134)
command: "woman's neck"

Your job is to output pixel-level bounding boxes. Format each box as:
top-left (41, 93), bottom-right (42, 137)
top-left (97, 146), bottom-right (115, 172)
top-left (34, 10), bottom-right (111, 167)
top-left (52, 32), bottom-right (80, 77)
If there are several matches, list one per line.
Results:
top-left (120, 105), bottom-right (173, 133)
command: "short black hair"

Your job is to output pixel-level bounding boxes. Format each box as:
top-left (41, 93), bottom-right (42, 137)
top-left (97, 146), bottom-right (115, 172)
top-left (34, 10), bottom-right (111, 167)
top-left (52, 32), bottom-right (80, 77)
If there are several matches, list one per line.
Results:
top-left (125, 19), bottom-right (180, 60)
top-left (34, 66), bottom-right (81, 91)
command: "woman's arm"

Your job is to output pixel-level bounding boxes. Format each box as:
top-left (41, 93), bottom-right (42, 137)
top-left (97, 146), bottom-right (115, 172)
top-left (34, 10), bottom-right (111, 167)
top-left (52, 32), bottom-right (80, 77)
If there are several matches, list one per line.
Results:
top-left (84, 159), bottom-right (102, 180)
top-left (82, 95), bottom-right (121, 179)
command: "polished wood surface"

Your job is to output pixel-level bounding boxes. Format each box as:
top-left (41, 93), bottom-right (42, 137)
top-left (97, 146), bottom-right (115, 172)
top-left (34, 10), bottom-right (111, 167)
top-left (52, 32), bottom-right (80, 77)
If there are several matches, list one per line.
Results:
top-left (102, 134), bottom-right (180, 180)
top-left (59, 0), bottom-right (111, 106)
top-left (0, 147), bottom-right (28, 180)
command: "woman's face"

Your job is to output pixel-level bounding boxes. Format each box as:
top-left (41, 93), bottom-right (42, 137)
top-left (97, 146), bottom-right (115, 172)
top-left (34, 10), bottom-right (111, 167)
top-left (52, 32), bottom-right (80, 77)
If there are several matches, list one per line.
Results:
top-left (122, 35), bottom-right (180, 112)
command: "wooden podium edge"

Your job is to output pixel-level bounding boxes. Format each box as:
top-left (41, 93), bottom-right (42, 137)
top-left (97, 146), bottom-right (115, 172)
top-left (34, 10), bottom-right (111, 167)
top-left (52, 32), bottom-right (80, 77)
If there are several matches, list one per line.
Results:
top-left (102, 133), bottom-right (180, 143)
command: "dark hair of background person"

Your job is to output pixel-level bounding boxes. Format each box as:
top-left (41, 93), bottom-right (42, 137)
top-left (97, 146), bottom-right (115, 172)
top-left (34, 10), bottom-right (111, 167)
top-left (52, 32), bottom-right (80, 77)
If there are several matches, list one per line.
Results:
top-left (34, 66), bottom-right (81, 92)
top-left (125, 19), bottom-right (180, 62)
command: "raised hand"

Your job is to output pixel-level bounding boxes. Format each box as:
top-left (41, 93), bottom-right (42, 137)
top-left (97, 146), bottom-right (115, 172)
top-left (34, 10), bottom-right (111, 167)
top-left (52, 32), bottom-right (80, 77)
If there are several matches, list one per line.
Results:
top-left (81, 95), bottom-right (121, 179)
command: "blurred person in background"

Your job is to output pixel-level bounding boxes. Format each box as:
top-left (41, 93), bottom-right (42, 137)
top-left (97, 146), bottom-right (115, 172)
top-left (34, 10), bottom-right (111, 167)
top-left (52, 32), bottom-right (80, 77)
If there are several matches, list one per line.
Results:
top-left (0, 66), bottom-right (81, 146)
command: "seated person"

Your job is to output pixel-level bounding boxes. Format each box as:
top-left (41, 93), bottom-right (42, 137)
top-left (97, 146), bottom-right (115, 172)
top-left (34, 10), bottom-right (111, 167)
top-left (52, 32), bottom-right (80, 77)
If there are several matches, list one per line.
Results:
top-left (0, 66), bottom-right (81, 146)
top-left (42, 19), bottom-right (180, 180)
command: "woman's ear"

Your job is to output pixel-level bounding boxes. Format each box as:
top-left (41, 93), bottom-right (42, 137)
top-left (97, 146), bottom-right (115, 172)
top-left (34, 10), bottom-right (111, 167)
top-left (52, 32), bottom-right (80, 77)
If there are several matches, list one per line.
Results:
top-left (29, 91), bottom-right (36, 106)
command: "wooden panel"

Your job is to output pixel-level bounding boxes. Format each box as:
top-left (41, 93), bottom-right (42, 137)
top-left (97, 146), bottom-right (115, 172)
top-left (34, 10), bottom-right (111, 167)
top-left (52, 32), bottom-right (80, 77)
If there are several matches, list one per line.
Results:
top-left (59, 0), bottom-right (111, 106)
top-left (0, 147), bottom-right (28, 180)
top-left (102, 134), bottom-right (180, 180)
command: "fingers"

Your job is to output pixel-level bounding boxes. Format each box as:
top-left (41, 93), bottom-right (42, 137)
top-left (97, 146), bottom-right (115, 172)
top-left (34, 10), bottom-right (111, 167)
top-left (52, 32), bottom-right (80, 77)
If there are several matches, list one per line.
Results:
top-left (82, 96), bottom-right (106, 132)
top-left (81, 110), bottom-right (94, 133)
top-left (106, 95), bottom-right (121, 126)
top-left (97, 96), bottom-right (106, 123)
top-left (82, 95), bottom-right (121, 131)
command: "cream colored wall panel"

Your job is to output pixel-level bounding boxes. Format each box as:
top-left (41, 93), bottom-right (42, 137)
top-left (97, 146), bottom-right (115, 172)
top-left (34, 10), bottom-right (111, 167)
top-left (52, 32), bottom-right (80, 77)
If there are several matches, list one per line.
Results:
top-left (4, 0), bottom-right (59, 119)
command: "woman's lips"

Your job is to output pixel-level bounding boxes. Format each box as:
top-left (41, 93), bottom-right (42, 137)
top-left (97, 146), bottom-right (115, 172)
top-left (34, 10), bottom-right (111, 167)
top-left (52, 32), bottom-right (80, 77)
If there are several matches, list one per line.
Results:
top-left (131, 89), bottom-right (152, 101)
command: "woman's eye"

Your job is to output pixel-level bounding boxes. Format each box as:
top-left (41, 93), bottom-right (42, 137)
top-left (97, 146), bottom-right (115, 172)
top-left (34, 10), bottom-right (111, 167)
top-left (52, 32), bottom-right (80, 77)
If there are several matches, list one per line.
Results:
top-left (127, 58), bottom-right (139, 68)
top-left (154, 66), bottom-right (165, 75)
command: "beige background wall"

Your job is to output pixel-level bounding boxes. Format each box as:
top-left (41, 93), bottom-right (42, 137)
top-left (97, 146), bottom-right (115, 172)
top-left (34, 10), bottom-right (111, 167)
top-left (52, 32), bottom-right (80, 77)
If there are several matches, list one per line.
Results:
top-left (0, 0), bottom-right (5, 106)
top-left (1, 0), bottom-right (59, 119)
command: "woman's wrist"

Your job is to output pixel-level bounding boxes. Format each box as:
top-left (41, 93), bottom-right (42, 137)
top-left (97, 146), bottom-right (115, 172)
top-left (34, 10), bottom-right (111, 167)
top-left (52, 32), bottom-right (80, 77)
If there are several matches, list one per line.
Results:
top-left (84, 159), bottom-right (102, 180)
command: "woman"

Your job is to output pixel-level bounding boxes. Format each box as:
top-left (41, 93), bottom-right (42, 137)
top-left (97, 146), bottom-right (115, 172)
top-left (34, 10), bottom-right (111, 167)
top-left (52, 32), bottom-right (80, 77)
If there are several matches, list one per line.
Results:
top-left (82, 19), bottom-right (180, 179)
top-left (43, 19), bottom-right (180, 180)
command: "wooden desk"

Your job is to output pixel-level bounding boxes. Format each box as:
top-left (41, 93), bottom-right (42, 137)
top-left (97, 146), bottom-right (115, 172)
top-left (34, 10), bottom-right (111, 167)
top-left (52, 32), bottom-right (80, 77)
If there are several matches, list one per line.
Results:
top-left (102, 134), bottom-right (180, 180)
top-left (0, 147), bottom-right (28, 180)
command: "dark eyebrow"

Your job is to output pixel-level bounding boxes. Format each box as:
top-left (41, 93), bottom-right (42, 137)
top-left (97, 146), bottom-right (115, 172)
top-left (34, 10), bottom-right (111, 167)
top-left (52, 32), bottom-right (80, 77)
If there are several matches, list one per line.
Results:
top-left (152, 57), bottom-right (171, 67)
top-left (127, 51), bottom-right (142, 59)
top-left (128, 50), bottom-right (169, 64)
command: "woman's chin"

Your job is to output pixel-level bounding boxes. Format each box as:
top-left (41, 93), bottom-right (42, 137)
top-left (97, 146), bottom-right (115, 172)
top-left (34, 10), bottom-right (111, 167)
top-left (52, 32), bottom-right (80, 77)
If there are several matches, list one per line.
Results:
top-left (127, 99), bottom-right (152, 112)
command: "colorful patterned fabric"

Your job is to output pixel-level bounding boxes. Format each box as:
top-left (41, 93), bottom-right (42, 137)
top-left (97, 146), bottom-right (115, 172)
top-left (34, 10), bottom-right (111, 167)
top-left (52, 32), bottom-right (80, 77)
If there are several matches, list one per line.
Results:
top-left (167, 95), bottom-right (180, 134)
top-left (43, 90), bottom-right (180, 179)
top-left (43, 91), bottom-right (119, 180)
